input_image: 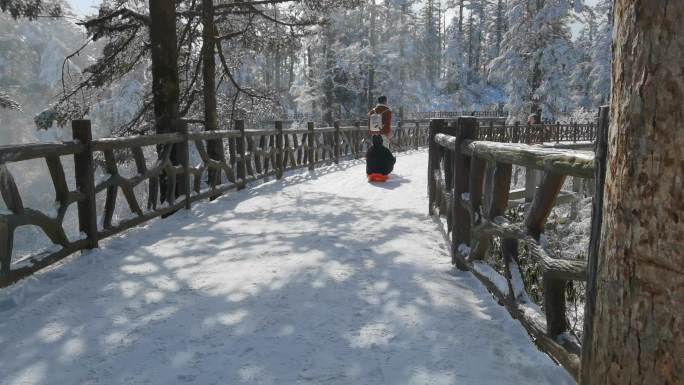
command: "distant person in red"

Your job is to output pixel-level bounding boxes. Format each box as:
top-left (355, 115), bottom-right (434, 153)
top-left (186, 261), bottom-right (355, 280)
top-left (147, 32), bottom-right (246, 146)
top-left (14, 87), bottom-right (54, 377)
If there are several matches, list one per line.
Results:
top-left (527, 108), bottom-right (542, 125)
top-left (368, 95), bottom-right (392, 146)
top-left (366, 135), bottom-right (396, 182)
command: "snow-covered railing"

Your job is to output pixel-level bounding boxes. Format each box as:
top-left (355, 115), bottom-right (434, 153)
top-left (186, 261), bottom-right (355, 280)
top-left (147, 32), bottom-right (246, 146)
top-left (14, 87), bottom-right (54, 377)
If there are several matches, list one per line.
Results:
top-left (476, 121), bottom-right (597, 144)
top-left (406, 110), bottom-right (506, 119)
top-left (267, 109), bottom-right (506, 121)
top-left (427, 109), bottom-right (609, 381)
top-left (0, 122), bottom-right (95, 285)
top-left (0, 119), bottom-right (429, 288)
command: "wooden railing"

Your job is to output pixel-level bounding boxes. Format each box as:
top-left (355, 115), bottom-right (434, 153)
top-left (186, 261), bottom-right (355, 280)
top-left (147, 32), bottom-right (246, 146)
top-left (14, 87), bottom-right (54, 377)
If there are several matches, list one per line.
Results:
top-left (406, 110), bottom-right (506, 119)
top-left (476, 122), bottom-right (597, 144)
top-left (254, 110), bottom-right (507, 127)
top-left (427, 109), bottom-right (608, 381)
top-left (0, 119), bottom-right (429, 287)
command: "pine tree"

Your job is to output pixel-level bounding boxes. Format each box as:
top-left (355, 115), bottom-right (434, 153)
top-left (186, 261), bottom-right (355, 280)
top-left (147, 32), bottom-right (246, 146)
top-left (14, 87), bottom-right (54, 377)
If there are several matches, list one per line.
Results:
top-left (589, 0), bottom-right (612, 106)
top-left (1, 0), bottom-right (63, 113)
top-left (0, 0), bottom-right (61, 20)
top-left (421, 0), bottom-right (442, 86)
top-left (570, 7), bottom-right (596, 110)
top-left (442, 15), bottom-right (467, 95)
top-left (489, 0), bottom-right (575, 121)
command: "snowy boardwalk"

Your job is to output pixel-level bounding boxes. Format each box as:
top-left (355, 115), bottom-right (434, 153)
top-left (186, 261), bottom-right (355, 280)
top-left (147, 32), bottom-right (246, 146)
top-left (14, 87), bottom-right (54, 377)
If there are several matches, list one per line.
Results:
top-left (0, 150), bottom-right (574, 385)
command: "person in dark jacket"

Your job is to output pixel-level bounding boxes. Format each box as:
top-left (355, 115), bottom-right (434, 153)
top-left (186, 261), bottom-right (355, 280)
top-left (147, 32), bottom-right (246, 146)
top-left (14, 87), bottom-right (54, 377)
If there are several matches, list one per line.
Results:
top-left (366, 135), bottom-right (396, 181)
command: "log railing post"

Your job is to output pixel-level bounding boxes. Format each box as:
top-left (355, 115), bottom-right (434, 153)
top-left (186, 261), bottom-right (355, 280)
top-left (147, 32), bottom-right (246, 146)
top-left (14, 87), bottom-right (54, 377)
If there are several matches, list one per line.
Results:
top-left (513, 121), bottom-right (520, 143)
top-left (353, 121), bottom-right (361, 158)
top-left (580, 105), bottom-right (609, 383)
top-left (493, 164), bottom-right (518, 271)
top-left (524, 171), bottom-right (568, 338)
top-left (235, 120), bottom-right (247, 189)
top-left (275, 121), bottom-right (284, 179)
top-left (207, 131), bottom-right (225, 189)
top-left (226, 121), bottom-right (237, 184)
top-left (525, 172), bottom-right (566, 239)
top-left (544, 274), bottom-right (569, 338)
top-left (414, 122), bottom-right (419, 150)
top-left (427, 119), bottom-right (445, 215)
top-left (307, 122), bottom-right (315, 171)
top-left (176, 119), bottom-right (191, 210)
top-left (525, 168), bottom-right (540, 203)
top-left (333, 121), bottom-right (340, 164)
top-left (465, 153), bottom-right (488, 261)
top-left (572, 176), bottom-right (582, 194)
top-left (72, 120), bottom-right (99, 249)
top-left (451, 116), bottom-right (477, 269)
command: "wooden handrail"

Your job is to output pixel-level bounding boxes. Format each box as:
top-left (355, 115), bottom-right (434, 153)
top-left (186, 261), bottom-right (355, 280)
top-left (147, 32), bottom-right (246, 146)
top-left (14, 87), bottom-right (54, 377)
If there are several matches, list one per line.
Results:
top-left (427, 110), bottom-right (609, 381)
top-left (462, 140), bottom-right (595, 178)
top-left (0, 142), bottom-right (85, 163)
top-left (91, 133), bottom-right (185, 151)
top-left (0, 119), bottom-right (430, 288)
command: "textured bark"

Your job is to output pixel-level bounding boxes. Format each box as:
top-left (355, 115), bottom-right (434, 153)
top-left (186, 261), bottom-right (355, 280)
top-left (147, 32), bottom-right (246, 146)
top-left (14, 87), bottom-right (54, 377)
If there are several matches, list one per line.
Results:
top-left (323, 26), bottom-right (335, 127)
top-left (149, 0), bottom-right (179, 134)
top-left (583, 2), bottom-right (684, 384)
top-left (367, 0), bottom-right (376, 110)
top-left (202, 0), bottom-right (225, 187)
top-left (149, 0), bottom-right (180, 204)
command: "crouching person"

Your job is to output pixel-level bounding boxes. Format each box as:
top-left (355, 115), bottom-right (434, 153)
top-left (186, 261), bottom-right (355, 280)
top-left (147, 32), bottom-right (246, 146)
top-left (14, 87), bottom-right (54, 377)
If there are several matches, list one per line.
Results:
top-left (366, 135), bottom-right (396, 182)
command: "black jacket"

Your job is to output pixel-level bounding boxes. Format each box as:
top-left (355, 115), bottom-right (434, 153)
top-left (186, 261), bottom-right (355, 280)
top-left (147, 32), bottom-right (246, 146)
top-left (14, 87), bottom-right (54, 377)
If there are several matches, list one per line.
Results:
top-left (366, 135), bottom-right (396, 175)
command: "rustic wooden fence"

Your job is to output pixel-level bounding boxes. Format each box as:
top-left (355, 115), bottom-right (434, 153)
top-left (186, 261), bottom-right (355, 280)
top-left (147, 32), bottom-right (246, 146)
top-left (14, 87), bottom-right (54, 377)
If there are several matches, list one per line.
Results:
top-left (427, 108), bottom-right (608, 381)
top-left (254, 110), bottom-right (508, 128)
top-left (404, 110), bottom-right (506, 119)
top-left (0, 119), bottom-right (429, 287)
top-left (476, 121), bottom-right (596, 144)
top-left (257, 109), bottom-right (506, 122)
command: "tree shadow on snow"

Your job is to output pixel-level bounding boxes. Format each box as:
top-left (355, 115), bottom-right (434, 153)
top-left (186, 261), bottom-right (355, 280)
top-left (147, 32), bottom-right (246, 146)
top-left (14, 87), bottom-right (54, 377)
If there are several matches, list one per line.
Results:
top-left (0, 150), bottom-right (573, 385)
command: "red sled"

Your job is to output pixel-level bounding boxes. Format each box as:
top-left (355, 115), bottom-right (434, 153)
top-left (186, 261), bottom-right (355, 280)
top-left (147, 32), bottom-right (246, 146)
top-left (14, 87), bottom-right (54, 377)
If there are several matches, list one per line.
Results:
top-left (367, 173), bottom-right (389, 182)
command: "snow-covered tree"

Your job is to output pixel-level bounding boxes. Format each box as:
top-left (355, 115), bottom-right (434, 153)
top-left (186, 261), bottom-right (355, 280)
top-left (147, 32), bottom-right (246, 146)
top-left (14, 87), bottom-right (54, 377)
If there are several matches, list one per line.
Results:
top-left (489, 0), bottom-right (575, 121)
top-left (0, 10), bottom-right (94, 144)
top-left (588, 0), bottom-right (612, 106)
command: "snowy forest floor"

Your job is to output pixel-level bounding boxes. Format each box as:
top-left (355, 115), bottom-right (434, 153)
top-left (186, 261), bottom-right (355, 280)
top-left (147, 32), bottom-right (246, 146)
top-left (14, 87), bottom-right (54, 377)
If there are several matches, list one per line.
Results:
top-left (0, 150), bottom-right (574, 385)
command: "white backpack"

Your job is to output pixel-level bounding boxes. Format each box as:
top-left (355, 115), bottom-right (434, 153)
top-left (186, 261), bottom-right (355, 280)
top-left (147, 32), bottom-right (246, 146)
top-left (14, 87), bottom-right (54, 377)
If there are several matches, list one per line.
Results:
top-left (369, 109), bottom-right (387, 133)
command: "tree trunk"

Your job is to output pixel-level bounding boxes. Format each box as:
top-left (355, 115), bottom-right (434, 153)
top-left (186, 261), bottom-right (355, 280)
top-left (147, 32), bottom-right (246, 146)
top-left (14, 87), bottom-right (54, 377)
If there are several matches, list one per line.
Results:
top-left (495, 0), bottom-right (503, 57)
top-left (582, 2), bottom-right (684, 384)
top-left (323, 26), bottom-right (335, 127)
top-left (458, 0), bottom-right (463, 33)
top-left (149, 0), bottom-right (180, 203)
top-left (306, 46), bottom-right (316, 112)
top-left (368, 0), bottom-right (376, 111)
top-left (466, 10), bottom-right (474, 82)
top-left (474, 0), bottom-right (486, 74)
top-left (202, 0), bottom-right (224, 187)
top-left (149, 0), bottom-right (179, 134)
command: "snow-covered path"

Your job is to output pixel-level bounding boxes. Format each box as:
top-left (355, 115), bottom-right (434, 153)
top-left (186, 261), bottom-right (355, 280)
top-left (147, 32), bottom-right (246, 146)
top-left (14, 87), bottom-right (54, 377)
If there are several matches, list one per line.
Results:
top-left (0, 150), bottom-right (574, 385)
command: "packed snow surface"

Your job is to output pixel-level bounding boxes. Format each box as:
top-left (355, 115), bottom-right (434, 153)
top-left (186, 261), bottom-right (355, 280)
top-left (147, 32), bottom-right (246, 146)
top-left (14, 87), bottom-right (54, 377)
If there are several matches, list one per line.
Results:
top-left (0, 150), bottom-right (574, 385)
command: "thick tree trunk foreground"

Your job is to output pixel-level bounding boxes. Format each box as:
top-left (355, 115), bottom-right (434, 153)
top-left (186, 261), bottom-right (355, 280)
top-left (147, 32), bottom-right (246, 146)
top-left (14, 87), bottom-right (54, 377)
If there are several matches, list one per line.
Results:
top-left (582, 2), bottom-right (684, 384)
top-left (149, 0), bottom-right (179, 134)
top-left (149, 0), bottom-right (181, 203)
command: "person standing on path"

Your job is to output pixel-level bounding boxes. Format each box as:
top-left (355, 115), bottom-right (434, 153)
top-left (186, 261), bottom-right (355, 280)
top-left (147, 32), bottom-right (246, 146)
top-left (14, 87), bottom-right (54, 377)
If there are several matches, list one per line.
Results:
top-left (368, 95), bottom-right (392, 147)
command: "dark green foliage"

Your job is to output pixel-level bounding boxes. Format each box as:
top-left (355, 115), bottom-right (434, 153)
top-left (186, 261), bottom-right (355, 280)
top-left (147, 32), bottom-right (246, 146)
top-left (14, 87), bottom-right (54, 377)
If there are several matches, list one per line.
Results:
top-left (0, 0), bottom-right (61, 20)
